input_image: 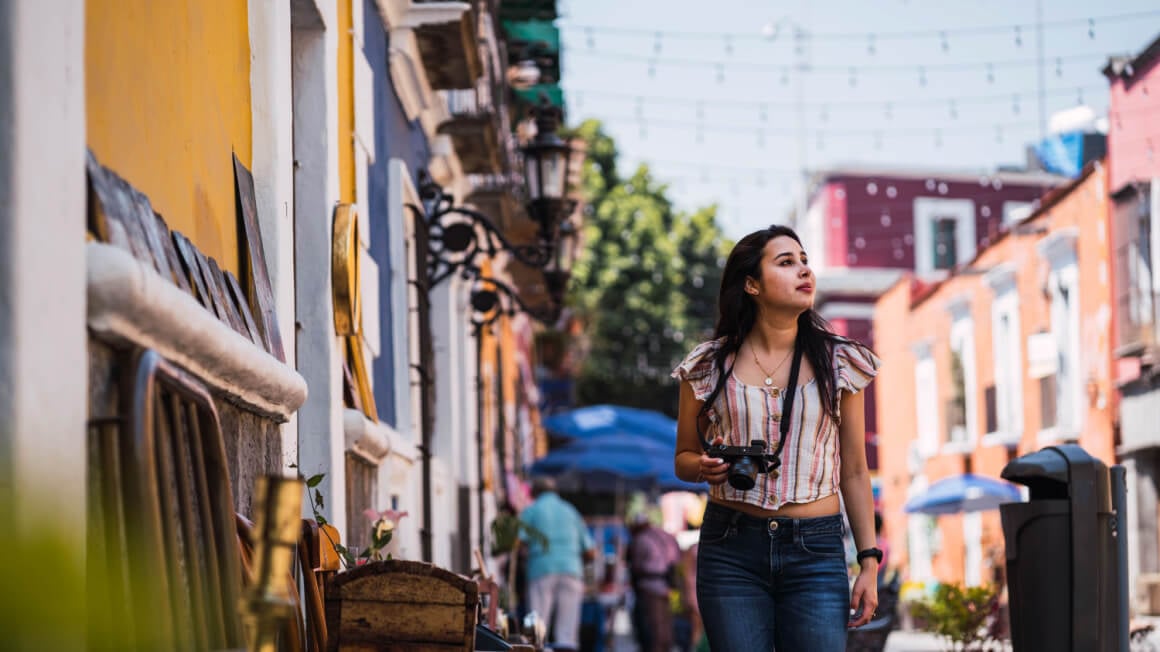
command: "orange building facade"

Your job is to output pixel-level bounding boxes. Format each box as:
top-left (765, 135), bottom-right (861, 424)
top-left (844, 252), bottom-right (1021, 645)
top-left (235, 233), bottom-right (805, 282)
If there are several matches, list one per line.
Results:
top-left (874, 162), bottom-right (1116, 589)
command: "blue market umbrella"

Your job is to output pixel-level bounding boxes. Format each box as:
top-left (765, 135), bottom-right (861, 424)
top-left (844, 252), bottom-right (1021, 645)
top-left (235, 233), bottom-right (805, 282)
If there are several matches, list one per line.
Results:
top-left (543, 405), bottom-right (678, 446)
top-left (529, 434), bottom-right (705, 493)
top-left (903, 473), bottom-right (1023, 515)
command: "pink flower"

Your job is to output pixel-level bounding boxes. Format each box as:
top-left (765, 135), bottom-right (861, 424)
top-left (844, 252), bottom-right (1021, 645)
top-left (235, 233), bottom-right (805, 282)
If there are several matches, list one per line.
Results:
top-left (363, 508), bottom-right (409, 525)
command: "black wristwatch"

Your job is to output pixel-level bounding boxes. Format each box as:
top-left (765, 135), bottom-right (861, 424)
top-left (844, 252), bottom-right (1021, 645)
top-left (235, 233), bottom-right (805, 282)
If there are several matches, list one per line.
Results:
top-left (857, 547), bottom-right (883, 565)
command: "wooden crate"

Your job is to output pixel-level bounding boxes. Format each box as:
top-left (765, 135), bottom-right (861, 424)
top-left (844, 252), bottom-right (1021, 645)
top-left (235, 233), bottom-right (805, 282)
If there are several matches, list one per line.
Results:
top-left (325, 560), bottom-right (480, 651)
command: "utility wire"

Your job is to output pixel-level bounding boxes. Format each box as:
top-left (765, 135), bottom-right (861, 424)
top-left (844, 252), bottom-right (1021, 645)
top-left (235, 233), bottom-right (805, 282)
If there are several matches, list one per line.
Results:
top-left (566, 49), bottom-right (1112, 75)
top-left (558, 10), bottom-right (1160, 43)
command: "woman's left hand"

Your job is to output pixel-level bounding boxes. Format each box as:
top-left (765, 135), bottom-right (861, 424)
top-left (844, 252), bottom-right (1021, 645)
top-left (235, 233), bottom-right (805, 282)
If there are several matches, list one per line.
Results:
top-left (848, 569), bottom-right (879, 628)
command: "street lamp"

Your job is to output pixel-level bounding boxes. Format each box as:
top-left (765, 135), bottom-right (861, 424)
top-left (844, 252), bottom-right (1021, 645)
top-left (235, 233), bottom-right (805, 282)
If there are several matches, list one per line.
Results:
top-left (521, 97), bottom-right (574, 244)
top-left (420, 96), bottom-right (576, 305)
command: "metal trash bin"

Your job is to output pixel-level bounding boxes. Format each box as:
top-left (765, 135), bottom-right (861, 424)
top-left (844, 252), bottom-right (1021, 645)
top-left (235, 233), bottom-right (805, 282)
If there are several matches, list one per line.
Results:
top-left (999, 443), bottom-right (1127, 652)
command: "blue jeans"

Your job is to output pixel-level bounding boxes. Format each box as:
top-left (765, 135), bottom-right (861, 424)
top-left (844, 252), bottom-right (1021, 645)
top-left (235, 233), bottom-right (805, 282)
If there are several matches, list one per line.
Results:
top-left (696, 502), bottom-right (850, 651)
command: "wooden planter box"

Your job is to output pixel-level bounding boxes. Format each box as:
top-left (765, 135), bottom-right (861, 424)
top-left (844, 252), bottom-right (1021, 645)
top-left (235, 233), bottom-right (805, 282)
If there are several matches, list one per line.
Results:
top-left (325, 560), bottom-right (480, 651)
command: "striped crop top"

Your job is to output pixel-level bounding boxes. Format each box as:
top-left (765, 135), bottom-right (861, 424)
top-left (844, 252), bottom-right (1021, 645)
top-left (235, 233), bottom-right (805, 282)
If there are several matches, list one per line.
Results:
top-left (671, 337), bottom-right (881, 510)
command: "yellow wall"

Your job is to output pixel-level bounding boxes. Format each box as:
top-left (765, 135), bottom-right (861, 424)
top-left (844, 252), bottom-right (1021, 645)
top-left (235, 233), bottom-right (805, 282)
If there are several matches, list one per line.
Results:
top-left (86, 0), bottom-right (252, 275)
top-left (337, 0), bottom-right (355, 204)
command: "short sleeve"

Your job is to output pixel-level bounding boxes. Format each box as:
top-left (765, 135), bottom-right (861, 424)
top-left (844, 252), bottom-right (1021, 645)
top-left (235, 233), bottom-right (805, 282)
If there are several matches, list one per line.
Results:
top-left (834, 340), bottom-right (882, 395)
top-left (671, 338), bottom-right (724, 402)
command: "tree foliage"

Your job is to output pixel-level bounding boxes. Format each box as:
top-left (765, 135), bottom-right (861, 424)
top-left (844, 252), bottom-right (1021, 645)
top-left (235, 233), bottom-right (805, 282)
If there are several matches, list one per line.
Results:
top-left (566, 120), bottom-right (731, 417)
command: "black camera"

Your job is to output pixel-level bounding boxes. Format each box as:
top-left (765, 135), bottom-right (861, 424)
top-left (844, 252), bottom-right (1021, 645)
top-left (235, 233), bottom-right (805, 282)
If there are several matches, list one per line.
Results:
top-left (706, 439), bottom-right (781, 490)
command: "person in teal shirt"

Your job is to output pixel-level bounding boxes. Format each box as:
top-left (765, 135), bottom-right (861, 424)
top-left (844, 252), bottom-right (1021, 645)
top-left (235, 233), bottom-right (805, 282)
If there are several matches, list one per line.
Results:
top-left (520, 477), bottom-right (594, 652)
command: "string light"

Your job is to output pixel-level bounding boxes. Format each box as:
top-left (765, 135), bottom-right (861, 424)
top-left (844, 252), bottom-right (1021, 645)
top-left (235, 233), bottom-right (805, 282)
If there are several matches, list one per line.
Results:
top-left (987, 63), bottom-right (995, 84)
top-left (940, 31), bottom-right (949, 52)
top-left (867, 34), bottom-right (877, 55)
top-left (724, 35), bottom-right (734, 55)
top-left (1088, 18), bottom-right (1096, 39)
top-left (1014, 25), bottom-right (1023, 47)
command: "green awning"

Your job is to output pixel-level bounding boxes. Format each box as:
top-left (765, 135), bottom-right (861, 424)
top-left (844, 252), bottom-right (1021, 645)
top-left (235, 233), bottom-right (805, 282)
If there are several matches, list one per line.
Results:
top-left (502, 19), bottom-right (560, 54)
top-left (513, 84), bottom-right (565, 112)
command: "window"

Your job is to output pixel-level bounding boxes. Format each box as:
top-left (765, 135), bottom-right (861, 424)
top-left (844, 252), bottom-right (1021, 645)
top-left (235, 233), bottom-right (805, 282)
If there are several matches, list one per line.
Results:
top-left (933, 217), bottom-right (959, 270)
top-left (914, 198), bottom-right (977, 276)
top-left (985, 266), bottom-right (1023, 445)
top-left (1039, 374), bottom-right (1058, 429)
top-left (983, 385), bottom-right (998, 434)
top-left (1113, 183), bottom-right (1156, 351)
top-left (1037, 227), bottom-right (1081, 440)
top-left (947, 350), bottom-right (968, 443)
top-left (913, 342), bottom-right (939, 457)
top-left (945, 303), bottom-right (977, 451)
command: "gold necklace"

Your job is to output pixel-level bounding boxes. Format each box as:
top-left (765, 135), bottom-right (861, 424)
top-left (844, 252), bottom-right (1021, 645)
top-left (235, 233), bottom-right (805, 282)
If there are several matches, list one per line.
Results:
top-left (750, 344), bottom-right (793, 388)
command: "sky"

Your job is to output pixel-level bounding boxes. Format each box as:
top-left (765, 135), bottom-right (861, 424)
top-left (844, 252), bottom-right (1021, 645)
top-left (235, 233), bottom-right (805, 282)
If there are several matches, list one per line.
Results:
top-left (556, 0), bottom-right (1160, 239)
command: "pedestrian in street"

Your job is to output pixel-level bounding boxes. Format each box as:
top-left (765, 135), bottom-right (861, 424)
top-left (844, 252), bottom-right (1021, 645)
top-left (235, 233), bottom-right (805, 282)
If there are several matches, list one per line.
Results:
top-left (626, 509), bottom-right (680, 652)
top-left (520, 476), bottom-right (595, 652)
top-left (671, 225), bottom-right (882, 651)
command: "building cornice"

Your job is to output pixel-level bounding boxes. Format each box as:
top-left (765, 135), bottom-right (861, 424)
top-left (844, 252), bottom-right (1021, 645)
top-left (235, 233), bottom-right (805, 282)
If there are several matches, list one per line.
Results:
top-left (816, 268), bottom-right (905, 298)
top-left (86, 243), bottom-right (308, 422)
top-left (983, 262), bottom-right (1017, 293)
top-left (1036, 226), bottom-right (1080, 266)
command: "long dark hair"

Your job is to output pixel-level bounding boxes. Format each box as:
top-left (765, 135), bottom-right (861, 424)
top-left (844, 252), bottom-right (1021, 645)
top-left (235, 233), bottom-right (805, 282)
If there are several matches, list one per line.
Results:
top-left (697, 225), bottom-right (849, 440)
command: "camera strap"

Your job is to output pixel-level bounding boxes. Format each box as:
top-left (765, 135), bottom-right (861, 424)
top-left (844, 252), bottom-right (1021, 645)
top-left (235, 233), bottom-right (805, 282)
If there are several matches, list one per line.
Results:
top-left (771, 336), bottom-right (805, 471)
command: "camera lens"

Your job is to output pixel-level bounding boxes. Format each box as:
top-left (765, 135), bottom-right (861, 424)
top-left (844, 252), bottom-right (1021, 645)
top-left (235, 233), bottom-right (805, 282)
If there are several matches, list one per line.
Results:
top-left (728, 456), bottom-right (759, 490)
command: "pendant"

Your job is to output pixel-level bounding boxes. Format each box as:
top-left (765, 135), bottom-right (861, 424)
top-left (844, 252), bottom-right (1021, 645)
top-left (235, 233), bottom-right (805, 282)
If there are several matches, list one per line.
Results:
top-left (763, 377), bottom-right (773, 386)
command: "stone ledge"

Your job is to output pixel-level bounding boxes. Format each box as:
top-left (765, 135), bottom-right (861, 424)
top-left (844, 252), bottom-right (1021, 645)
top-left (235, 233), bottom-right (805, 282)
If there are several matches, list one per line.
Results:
top-left (86, 242), bottom-right (307, 422)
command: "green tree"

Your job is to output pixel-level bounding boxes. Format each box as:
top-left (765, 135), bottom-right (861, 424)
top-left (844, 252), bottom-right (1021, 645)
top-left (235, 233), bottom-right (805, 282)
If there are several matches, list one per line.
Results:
top-left (566, 120), bottom-right (731, 417)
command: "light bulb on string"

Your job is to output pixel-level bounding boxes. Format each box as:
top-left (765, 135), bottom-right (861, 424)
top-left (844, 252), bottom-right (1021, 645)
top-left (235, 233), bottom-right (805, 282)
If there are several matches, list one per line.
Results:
top-left (648, 60), bottom-right (656, 78)
top-left (1089, 18), bottom-right (1096, 39)
top-left (724, 36), bottom-right (733, 55)
top-left (1056, 57), bottom-right (1063, 77)
top-left (586, 27), bottom-right (595, 49)
top-left (654, 31), bottom-right (663, 54)
top-left (1014, 25), bottom-right (1023, 47)
top-left (940, 31), bottom-right (949, 52)
top-left (759, 104), bottom-right (769, 122)
top-left (867, 34), bottom-right (876, 55)
top-left (1012, 93), bottom-right (1021, 115)
top-left (918, 66), bottom-right (927, 87)
top-left (716, 63), bottom-right (725, 84)
top-left (987, 63), bottom-right (995, 84)
top-left (949, 100), bottom-right (958, 119)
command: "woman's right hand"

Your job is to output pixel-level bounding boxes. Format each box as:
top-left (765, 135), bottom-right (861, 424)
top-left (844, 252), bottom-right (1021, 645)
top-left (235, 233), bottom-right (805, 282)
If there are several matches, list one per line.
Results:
top-left (699, 437), bottom-right (732, 485)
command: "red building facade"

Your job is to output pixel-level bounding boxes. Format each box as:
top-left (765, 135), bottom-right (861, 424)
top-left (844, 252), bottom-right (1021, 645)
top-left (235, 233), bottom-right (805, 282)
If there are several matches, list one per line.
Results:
top-left (794, 165), bottom-right (1066, 469)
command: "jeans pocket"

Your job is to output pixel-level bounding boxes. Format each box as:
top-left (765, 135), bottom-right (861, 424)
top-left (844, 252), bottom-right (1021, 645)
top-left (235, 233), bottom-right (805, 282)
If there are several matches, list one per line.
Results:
top-left (698, 517), bottom-right (734, 545)
top-left (797, 530), bottom-right (845, 558)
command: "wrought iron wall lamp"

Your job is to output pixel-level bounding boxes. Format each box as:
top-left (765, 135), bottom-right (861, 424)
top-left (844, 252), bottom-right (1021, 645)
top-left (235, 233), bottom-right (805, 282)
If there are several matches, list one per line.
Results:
top-left (418, 97), bottom-right (577, 323)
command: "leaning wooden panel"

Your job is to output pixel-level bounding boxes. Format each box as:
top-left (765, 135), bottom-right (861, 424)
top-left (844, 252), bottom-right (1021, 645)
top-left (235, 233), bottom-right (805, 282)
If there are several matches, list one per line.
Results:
top-left (325, 560), bottom-right (479, 652)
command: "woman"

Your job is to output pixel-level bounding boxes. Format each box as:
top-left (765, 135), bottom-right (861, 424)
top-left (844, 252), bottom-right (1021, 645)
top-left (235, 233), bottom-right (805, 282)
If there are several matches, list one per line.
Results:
top-left (671, 225), bottom-right (881, 651)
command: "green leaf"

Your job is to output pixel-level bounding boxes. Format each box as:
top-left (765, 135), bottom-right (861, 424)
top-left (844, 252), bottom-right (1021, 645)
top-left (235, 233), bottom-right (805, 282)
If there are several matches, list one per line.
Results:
top-left (314, 489), bottom-right (324, 509)
top-left (305, 473), bottom-right (324, 488)
top-left (316, 514), bottom-right (327, 526)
